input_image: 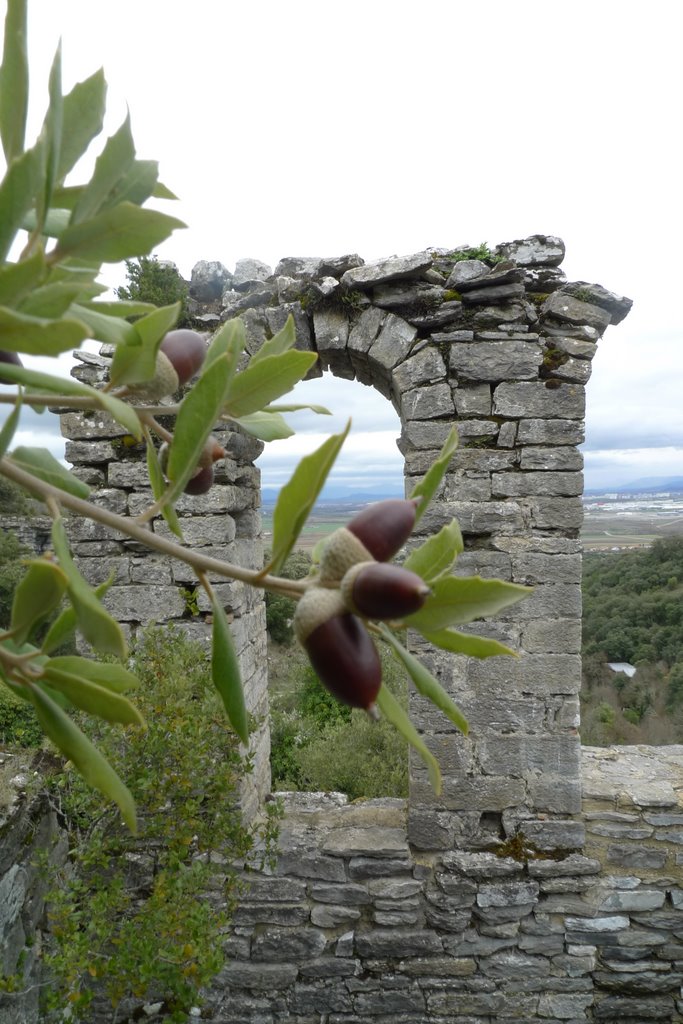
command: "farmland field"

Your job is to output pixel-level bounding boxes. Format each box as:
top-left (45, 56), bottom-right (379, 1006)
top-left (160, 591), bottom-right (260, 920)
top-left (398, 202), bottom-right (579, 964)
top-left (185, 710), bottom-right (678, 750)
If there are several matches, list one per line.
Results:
top-left (262, 498), bottom-right (683, 554)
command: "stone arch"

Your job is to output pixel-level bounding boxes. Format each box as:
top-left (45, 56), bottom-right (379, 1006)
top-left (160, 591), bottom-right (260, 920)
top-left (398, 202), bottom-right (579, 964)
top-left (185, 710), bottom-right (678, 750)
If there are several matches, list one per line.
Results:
top-left (62, 237), bottom-right (632, 842)
top-left (211, 239), bottom-right (630, 854)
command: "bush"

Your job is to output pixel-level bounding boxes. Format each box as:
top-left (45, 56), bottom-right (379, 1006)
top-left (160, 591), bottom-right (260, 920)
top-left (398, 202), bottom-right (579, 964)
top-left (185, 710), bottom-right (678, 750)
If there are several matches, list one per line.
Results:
top-left (0, 685), bottom-right (43, 747)
top-left (265, 550), bottom-right (313, 645)
top-left (0, 529), bottom-right (30, 628)
top-left (294, 709), bottom-right (408, 799)
top-left (42, 628), bottom-right (278, 1022)
top-left (269, 642), bottom-right (408, 798)
top-left (117, 255), bottom-right (192, 327)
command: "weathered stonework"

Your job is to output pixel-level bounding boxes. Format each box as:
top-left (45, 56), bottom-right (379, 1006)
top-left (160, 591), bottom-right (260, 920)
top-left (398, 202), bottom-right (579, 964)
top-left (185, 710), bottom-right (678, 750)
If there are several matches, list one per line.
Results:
top-left (200, 748), bottom-right (683, 1023)
top-left (59, 234), bottom-right (638, 831)
top-left (0, 755), bottom-right (66, 1024)
top-left (8, 237), bottom-right (683, 1020)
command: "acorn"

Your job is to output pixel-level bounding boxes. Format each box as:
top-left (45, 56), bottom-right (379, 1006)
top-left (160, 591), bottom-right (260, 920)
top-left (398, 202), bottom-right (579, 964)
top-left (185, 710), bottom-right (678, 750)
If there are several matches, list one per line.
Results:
top-left (157, 434), bottom-right (224, 496)
top-left (294, 587), bottom-right (382, 710)
top-left (341, 562), bottom-right (430, 620)
top-left (346, 498), bottom-right (418, 562)
top-left (159, 329), bottom-right (207, 386)
top-left (0, 349), bottom-right (23, 384)
top-left (183, 464), bottom-right (214, 495)
top-left (127, 330), bottom-right (207, 402)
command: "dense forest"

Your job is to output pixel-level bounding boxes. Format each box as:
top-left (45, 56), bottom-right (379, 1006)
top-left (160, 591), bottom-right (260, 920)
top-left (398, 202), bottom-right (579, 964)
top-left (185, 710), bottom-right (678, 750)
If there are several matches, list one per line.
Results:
top-left (581, 537), bottom-right (683, 745)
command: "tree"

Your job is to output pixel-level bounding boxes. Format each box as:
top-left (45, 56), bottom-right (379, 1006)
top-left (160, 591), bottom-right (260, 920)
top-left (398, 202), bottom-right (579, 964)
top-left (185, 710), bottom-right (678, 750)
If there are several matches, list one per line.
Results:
top-left (117, 256), bottom-right (192, 328)
top-left (0, 0), bottom-right (529, 831)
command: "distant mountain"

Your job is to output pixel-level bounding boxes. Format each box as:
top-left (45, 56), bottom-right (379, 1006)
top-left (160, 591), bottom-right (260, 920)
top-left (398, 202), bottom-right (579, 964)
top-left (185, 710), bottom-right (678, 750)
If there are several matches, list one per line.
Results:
top-left (585, 476), bottom-right (683, 496)
top-left (261, 485), bottom-right (403, 507)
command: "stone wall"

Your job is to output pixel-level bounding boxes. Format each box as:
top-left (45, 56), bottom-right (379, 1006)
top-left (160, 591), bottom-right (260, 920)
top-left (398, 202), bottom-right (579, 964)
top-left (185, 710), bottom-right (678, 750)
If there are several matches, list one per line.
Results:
top-left (203, 746), bottom-right (683, 1023)
top-left (10, 236), bottom-right (683, 1021)
top-left (0, 754), bottom-right (66, 1024)
top-left (60, 376), bottom-right (270, 821)
top-left (184, 236), bottom-right (632, 841)
top-left (61, 234), bottom-right (634, 832)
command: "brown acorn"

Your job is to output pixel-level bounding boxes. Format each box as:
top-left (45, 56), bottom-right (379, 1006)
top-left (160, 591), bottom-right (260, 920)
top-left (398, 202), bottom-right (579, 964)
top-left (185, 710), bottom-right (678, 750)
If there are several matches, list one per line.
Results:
top-left (342, 562), bottom-right (430, 620)
top-left (294, 588), bottom-right (382, 710)
top-left (183, 465), bottom-right (214, 495)
top-left (0, 349), bottom-right (23, 384)
top-left (159, 329), bottom-right (207, 385)
top-left (346, 498), bottom-right (418, 562)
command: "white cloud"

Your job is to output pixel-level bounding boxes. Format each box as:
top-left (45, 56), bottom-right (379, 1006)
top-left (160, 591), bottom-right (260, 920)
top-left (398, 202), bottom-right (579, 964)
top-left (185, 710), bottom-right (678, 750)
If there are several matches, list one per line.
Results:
top-left (0, 0), bottom-right (680, 494)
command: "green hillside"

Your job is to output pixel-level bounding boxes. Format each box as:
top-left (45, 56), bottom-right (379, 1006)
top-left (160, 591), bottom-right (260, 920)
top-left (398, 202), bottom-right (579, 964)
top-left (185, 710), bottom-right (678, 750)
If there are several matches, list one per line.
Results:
top-left (581, 537), bottom-right (683, 745)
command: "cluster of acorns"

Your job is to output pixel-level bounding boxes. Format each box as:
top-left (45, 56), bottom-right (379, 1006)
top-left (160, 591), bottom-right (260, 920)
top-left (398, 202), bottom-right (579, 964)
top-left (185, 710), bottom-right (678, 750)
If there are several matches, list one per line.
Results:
top-left (130, 329), bottom-right (225, 495)
top-left (294, 499), bottom-right (429, 715)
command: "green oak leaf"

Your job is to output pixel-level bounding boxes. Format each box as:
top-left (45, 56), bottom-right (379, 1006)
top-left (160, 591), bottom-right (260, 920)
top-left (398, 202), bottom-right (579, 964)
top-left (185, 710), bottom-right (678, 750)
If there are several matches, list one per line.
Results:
top-left (210, 595), bottom-right (249, 744)
top-left (405, 575), bottom-right (531, 633)
top-left (10, 447), bottom-right (90, 498)
top-left (376, 683), bottom-right (442, 795)
top-left (403, 519), bottom-right (464, 583)
top-left (268, 421), bottom-right (350, 574)
top-left (380, 624), bottom-right (469, 736)
top-left (28, 684), bottom-right (137, 832)
top-left (10, 558), bottom-right (68, 645)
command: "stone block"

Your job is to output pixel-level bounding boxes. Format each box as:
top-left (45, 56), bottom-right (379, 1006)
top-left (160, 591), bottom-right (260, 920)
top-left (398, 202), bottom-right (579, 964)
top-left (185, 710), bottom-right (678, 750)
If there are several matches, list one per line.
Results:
top-left (322, 827), bottom-right (409, 859)
top-left (310, 882), bottom-right (369, 905)
top-left (477, 734), bottom-right (580, 780)
top-left (450, 341), bottom-right (542, 381)
top-left (154, 514), bottom-right (237, 546)
top-left (354, 928), bottom-right (443, 958)
top-left (492, 471), bottom-right (583, 497)
top-left (311, 904), bottom-right (362, 927)
top-left (410, 773), bottom-right (525, 812)
top-left (453, 383), bottom-right (492, 415)
top-left (419, 499), bottom-right (525, 537)
top-left (542, 291), bottom-right (612, 332)
top-left (65, 439), bottom-right (117, 463)
top-left (520, 446), bottom-right (584, 471)
top-left (528, 774), bottom-right (582, 814)
top-left (102, 584), bottom-right (186, 622)
top-left (522, 618), bottom-right (582, 655)
top-left (511, 552), bottom-right (582, 584)
top-left (494, 382), bottom-right (585, 420)
top-left (367, 312), bottom-right (417, 372)
top-left (528, 496), bottom-right (584, 529)
top-left (606, 845), bottom-right (668, 870)
top-left (400, 382), bottom-right (454, 420)
top-left (477, 881), bottom-right (540, 908)
top-left (392, 347), bottom-right (446, 391)
top-left (517, 417), bottom-right (585, 445)
top-left (342, 252), bottom-right (432, 288)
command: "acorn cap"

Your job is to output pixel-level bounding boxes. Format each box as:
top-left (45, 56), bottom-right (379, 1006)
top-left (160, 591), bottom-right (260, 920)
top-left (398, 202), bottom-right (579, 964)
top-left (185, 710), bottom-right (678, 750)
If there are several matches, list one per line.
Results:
top-left (126, 349), bottom-right (180, 403)
top-left (319, 527), bottom-right (372, 584)
top-left (339, 560), bottom-right (376, 613)
top-left (293, 586), bottom-right (347, 645)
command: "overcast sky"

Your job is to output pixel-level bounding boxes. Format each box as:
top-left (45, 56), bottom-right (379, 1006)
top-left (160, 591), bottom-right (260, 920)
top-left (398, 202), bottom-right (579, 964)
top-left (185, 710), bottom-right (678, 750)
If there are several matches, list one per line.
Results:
top-left (5, 0), bottom-right (683, 492)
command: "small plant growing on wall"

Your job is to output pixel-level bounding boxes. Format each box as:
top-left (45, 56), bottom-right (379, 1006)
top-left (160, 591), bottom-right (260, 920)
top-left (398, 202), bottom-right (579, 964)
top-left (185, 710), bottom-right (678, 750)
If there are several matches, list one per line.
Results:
top-left (0, 0), bottom-right (530, 834)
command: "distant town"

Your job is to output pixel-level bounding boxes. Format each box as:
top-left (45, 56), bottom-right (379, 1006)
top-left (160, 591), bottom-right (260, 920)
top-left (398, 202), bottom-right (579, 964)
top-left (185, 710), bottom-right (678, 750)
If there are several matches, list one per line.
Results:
top-left (262, 477), bottom-right (683, 554)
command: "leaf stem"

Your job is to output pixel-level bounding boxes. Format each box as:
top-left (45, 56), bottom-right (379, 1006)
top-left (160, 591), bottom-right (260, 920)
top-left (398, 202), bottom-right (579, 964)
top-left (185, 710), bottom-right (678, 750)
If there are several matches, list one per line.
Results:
top-left (0, 456), bottom-right (307, 599)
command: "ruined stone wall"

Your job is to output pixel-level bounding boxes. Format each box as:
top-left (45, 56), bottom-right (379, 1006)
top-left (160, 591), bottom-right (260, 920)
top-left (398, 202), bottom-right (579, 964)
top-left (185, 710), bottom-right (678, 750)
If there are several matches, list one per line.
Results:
top-left (0, 754), bottom-right (66, 1024)
top-left (59, 379), bottom-right (270, 821)
top-left (201, 746), bottom-right (683, 1024)
top-left (183, 235), bottom-right (631, 839)
top-left (15, 235), bottom-right (683, 1021)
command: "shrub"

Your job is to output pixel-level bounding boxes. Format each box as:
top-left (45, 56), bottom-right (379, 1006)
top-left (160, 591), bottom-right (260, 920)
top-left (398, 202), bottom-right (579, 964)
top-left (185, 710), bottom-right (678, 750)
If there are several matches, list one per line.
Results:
top-left (117, 255), bottom-right (192, 327)
top-left (42, 628), bottom-right (278, 1022)
top-left (270, 643), bottom-right (408, 798)
top-left (0, 684), bottom-right (43, 747)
